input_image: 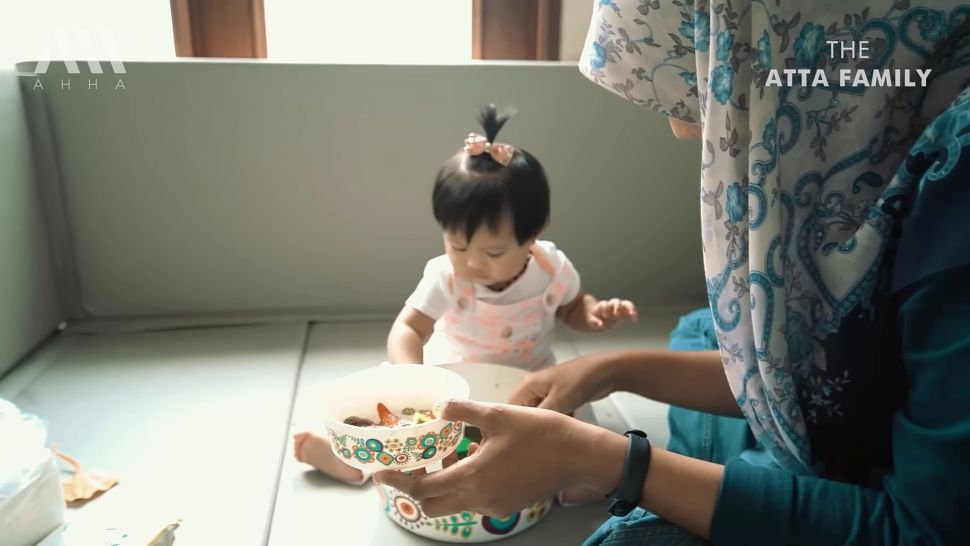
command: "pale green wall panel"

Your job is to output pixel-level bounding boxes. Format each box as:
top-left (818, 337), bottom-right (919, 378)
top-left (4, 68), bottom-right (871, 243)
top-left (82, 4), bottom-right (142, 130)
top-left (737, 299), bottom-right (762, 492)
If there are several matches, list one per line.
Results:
top-left (19, 62), bottom-right (705, 318)
top-left (0, 69), bottom-right (62, 374)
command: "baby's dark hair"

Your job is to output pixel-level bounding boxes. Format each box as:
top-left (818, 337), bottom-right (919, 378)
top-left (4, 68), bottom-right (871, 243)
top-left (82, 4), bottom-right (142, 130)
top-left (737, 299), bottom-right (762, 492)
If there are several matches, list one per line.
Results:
top-left (432, 104), bottom-right (550, 245)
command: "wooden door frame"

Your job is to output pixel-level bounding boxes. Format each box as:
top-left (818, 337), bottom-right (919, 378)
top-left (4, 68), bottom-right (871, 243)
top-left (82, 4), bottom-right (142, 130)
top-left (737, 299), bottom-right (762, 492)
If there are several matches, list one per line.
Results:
top-left (170, 0), bottom-right (267, 58)
top-left (472, 0), bottom-right (561, 60)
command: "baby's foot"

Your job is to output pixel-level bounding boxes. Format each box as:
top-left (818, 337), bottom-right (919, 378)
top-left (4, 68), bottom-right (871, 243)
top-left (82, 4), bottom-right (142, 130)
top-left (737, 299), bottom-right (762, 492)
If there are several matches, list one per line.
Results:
top-left (293, 432), bottom-right (367, 485)
top-left (557, 484), bottom-right (603, 507)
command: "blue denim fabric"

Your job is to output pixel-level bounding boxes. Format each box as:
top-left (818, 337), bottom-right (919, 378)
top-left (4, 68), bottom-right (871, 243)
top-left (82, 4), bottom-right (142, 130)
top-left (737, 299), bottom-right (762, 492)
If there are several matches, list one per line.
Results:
top-left (666, 309), bottom-right (755, 464)
top-left (582, 507), bottom-right (710, 546)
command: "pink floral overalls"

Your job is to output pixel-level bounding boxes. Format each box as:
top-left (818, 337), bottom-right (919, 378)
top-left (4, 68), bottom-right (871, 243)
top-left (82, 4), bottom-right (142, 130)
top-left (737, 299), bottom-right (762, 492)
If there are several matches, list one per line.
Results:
top-left (439, 244), bottom-right (574, 370)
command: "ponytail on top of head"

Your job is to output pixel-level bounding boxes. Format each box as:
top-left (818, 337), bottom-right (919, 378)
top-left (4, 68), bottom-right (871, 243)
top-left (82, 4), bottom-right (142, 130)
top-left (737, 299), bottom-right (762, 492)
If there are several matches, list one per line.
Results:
top-left (479, 103), bottom-right (512, 143)
top-left (467, 104), bottom-right (515, 172)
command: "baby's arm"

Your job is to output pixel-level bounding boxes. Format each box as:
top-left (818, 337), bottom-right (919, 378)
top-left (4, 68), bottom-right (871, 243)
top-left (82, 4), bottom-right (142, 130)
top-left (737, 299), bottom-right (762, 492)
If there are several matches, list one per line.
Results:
top-left (387, 306), bottom-right (436, 363)
top-left (557, 290), bottom-right (638, 332)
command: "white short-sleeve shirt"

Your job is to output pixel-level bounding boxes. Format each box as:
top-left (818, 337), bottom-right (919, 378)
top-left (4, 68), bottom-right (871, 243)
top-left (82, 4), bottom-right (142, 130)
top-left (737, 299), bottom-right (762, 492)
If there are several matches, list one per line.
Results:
top-left (405, 240), bottom-right (581, 320)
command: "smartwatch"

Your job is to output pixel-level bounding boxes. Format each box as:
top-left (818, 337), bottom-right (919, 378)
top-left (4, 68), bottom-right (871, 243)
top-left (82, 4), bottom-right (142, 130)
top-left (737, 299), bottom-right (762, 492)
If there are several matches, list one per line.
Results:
top-left (604, 429), bottom-right (651, 517)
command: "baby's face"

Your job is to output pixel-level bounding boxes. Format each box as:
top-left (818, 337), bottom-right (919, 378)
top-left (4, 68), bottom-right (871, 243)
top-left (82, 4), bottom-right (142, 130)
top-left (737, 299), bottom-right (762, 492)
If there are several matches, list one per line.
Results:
top-left (443, 218), bottom-right (534, 288)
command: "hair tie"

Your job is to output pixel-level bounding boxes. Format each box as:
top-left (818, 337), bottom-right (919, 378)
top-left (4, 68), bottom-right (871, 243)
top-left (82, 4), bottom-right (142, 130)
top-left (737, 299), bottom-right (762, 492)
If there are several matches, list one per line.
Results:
top-left (463, 132), bottom-right (515, 166)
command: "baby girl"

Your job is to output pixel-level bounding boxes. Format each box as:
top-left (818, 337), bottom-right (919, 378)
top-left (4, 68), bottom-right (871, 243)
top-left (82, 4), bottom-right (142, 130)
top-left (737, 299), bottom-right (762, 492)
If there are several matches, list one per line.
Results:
top-left (294, 105), bottom-right (638, 489)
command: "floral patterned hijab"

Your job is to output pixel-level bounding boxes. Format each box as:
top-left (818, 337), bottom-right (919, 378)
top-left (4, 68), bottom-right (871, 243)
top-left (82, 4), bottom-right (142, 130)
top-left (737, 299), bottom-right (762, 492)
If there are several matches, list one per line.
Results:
top-left (580, 0), bottom-right (970, 472)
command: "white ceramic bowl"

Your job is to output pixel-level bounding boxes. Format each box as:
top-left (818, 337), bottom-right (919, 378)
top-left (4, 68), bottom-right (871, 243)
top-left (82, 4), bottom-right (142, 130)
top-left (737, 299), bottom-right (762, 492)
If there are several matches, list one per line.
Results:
top-left (322, 364), bottom-right (470, 472)
top-left (376, 362), bottom-right (557, 543)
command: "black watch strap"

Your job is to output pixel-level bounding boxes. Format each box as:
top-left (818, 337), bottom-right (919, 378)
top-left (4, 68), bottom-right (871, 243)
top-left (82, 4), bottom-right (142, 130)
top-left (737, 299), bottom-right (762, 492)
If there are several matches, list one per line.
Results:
top-left (604, 429), bottom-right (651, 517)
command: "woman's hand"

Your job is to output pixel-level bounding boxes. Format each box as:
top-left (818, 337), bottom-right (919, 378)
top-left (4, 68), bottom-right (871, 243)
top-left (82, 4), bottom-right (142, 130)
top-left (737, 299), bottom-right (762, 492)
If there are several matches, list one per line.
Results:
top-left (507, 353), bottom-right (620, 414)
top-left (373, 399), bottom-right (626, 518)
top-left (512, 349), bottom-right (742, 417)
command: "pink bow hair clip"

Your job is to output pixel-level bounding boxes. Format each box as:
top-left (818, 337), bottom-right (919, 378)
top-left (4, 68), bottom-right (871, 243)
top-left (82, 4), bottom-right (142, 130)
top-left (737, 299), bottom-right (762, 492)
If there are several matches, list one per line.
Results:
top-left (463, 132), bottom-right (515, 166)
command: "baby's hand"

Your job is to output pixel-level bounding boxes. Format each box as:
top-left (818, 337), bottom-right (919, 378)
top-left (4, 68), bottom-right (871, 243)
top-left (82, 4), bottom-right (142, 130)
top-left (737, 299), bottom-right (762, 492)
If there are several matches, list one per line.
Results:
top-left (588, 298), bottom-right (638, 330)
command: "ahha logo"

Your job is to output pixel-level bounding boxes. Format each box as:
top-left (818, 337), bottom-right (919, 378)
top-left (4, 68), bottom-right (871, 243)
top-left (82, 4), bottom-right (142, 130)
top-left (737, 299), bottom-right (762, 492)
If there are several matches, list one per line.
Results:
top-left (17, 30), bottom-right (128, 92)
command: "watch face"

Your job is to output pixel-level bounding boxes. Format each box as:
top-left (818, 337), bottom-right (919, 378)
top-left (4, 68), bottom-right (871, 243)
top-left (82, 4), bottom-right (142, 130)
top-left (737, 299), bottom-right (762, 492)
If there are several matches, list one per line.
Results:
top-left (606, 498), bottom-right (635, 517)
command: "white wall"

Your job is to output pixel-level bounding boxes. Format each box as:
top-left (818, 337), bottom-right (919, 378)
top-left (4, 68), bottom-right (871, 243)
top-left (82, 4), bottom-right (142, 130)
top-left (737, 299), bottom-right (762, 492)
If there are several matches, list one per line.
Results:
top-left (0, 1), bottom-right (472, 68)
top-left (265, 0), bottom-right (472, 63)
top-left (2, 1), bottom-right (592, 66)
top-left (0, 0), bottom-right (175, 69)
top-left (560, 0), bottom-right (595, 61)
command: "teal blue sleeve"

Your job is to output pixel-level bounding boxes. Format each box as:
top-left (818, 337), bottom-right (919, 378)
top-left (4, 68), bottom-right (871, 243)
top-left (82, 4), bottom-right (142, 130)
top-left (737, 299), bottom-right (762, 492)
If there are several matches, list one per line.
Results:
top-left (710, 264), bottom-right (970, 545)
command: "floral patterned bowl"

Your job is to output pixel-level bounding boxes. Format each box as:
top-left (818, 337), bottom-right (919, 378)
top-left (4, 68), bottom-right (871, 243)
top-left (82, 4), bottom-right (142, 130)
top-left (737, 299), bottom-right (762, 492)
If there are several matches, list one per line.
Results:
top-left (376, 362), bottom-right (557, 542)
top-left (322, 364), bottom-right (469, 472)
top-left (377, 482), bottom-right (553, 543)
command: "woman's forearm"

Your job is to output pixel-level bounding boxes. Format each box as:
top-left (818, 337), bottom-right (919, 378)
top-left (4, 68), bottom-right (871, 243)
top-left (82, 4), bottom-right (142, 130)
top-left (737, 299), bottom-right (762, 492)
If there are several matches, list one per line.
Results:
top-left (640, 448), bottom-right (722, 539)
top-left (579, 428), bottom-right (722, 540)
top-left (603, 349), bottom-right (742, 417)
